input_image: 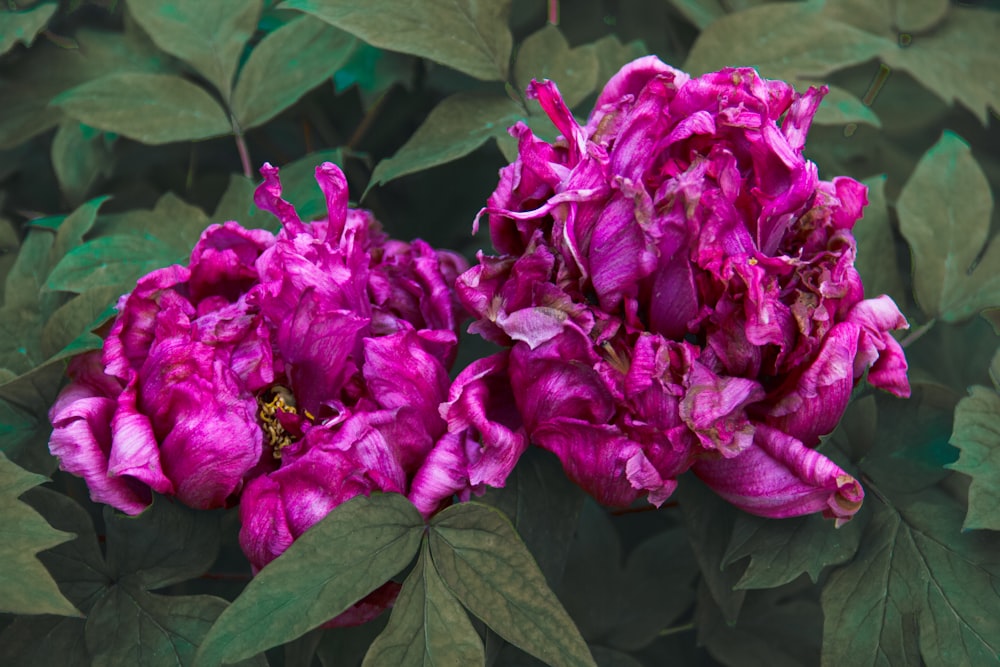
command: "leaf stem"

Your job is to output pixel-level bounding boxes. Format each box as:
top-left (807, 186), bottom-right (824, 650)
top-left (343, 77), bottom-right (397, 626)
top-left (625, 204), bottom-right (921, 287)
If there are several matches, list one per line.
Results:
top-left (231, 115), bottom-right (253, 180)
top-left (658, 622), bottom-right (695, 637)
top-left (900, 318), bottom-right (936, 348)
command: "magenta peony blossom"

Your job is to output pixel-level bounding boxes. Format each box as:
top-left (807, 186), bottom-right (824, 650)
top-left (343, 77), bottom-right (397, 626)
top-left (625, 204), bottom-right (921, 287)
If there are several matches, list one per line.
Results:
top-left (48, 163), bottom-right (498, 590)
top-left (457, 57), bottom-right (910, 523)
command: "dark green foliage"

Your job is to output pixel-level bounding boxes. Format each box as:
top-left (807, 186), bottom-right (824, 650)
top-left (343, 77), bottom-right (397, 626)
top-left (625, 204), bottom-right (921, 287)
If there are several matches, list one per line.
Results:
top-left (2, 1), bottom-right (1000, 665)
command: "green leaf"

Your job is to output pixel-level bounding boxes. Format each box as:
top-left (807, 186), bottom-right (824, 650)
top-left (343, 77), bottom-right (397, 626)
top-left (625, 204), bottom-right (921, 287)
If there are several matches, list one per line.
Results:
top-left (723, 510), bottom-right (866, 590)
top-left (880, 6), bottom-right (1000, 125)
top-left (0, 452), bottom-right (80, 617)
top-left (428, 502), bottom-right (596, 667)
top-left (514, 25), bottom-right (598, 108)
top-left (104, 499), bottom-right (221, 590)
top-left (897, 131), bottom-right (1000, 322)
top-left (946, 385), bottom-right (1000, 531)
top-left (194, 493), bottom-right (424, 667)
top-left (852, 175), bottom-right (906, 306)
top-left (676, 475), bottom-right (747, 624)
top-left (86, 588), bottom-right (231, 667)
top-left (127, 0), bottom-right (262, 98)
top-left (54, 72), bottom-right (231, 145)
top-left (696, 579), bottom-right (822, 667)
top-left (0, 2), bottom-right (57, 56)
top-left (232, 15), bottom-right (357, 130)
top-left (821, 492), bottom-right (1000, 666)
top-left (363, 541), bottom-right (485, 666)
top-left (665, 0), bottom-right (726, 30)
top-left (45, 234), bottom-right (182, 294)
top-left (0, 28), bottom-right (170, 149)
top-left (684, 1), bottom-right (894, 85)
top-left (51, 121), bottom-right (115, 206)
top-left (809, 84), bottom-right (881, 128)
top-left (557, 502), bottom-right (697, 651)
top-left (480, 448), bottom-right (584, 587)
top-left (280, 0), bottom-right (513, 81)
top-left (0, 396), bottom-right (55, 475)
top-left (369, 92), bottom-right (523, 190)
top-left (0, 615), bottom-right (89, 667)
top-left (51, 196), bottom-right (110, 269)
top-left (0, 228), bottom-right (57, 373)
top-left (40, 285), bottom-right (121, 360)
top-left (893, 0), bottom-right (949, 33)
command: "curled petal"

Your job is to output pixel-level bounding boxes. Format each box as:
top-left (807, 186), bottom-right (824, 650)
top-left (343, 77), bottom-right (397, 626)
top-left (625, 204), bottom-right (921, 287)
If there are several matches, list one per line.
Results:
top-left (692, 423), bottom-right (863, 523)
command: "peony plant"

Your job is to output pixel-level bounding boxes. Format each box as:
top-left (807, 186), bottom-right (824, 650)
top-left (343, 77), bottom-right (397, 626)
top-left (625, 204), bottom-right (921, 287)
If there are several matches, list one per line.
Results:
top-left (456, 57), bottom-right (910, 523)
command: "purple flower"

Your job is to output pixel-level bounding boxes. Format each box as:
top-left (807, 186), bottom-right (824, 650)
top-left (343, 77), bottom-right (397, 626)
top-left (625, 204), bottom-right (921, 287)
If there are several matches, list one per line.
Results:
top-left (48, 162), bottom-right (484, 553)
top-left (458, 58), bottom-right (910, 522)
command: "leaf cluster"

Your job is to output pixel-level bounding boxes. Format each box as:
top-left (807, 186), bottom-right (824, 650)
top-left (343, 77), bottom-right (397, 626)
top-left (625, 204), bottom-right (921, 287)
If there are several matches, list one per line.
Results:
top-left (1, 0), bottom-right (1000, 666)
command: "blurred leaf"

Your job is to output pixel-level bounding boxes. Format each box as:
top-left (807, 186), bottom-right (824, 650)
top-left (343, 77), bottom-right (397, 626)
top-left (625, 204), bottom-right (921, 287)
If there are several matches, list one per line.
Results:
top-left (0, 452), bottom-right (80, 616)
top-left (86, 587), bottom-right (231, 667)
top-left (51, 122), bottom-right (115, 206)
top-left (676, 476), bottom-right (747, 624)
top-left (315, 617), bottom-right (388, 667)
top-left (280, 0), bottom-right (513, 81)
top-left (213, 174), bottom-right (267, 228)
top-left (893, 0), bottom-right (949, 33)
top-left (0, 228), bottom-right (56, 373)
top-left (853, 175), bottom-right (905, 306)
top-left (369, 92), bottom-right (523, 190)
top-left (45, 234), bottom-right (182, 294)
top-left (821, 491), bottom-right (1000, 666)
top-left (898, 131), bottom-right (1000, 322)
top-left (480, 448), bottom-right (585, 587)
top-left (723, 510), bottom-right (866, 590)
top-left (947, 385), bottom-right (1000, 531)
top-left (557, 502), bottom-right (697, 651)
top-left (363, 541), bottom-right (484, 666)
top-left (127, 0), bottom-right (262, 98)
top-left (194, 493), bottom-right (424, 667)
top-left (51, 196), bottom-right (109, 269)
top-left (665, 0), bottom-right (725, 30)
top-left (880, 6), bottom-right (1000, 125)
top-left (684, 1), bottom-right (894, 84)
top-left (0, 615), bottom-right (89, 667)
top-left (104, 499), bottom-right (221, 590)
top-left (809, 84), bottom-right (881, 128)
top-left (589, 36), bottom-right (647, 95)
top-left (40, 285), bottom-right (121, 360)
top-left (514, 25), bottom-right (597, 108)
top-left (0, 396), bottom-right (54, 475)
top-left (696, 580), bottom-right (822, 667)
top-left (0, 29), bottom-right (171, 149)
top-left (54, 72), bottom-right (231, 145)
top-left (428, 502), bottom-right (596, 667)
top-left (0, 2), bottom-right (57, 55)
top-left (233, 15), bottom-right (356, 130)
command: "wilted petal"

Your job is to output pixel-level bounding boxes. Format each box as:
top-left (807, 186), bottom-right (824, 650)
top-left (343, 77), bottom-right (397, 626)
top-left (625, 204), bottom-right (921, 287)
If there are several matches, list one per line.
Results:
top-left (680, 363), bottom-right (764, 455)
top-left (48, 353), bottom-right (151, 514)
top-left (693, 423), bottom-right (863, 523)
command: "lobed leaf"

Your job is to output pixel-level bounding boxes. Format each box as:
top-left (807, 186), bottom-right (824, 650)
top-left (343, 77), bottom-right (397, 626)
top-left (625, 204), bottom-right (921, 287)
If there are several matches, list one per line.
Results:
top-left (369, 92), bottom-right (524, 190)
top-left (0, 2), bottom-right (57, 56)
top-left (513, 25), bottom-right (598, 108)
top-left (85, 588), bottom-right (231, 667)
top-left (684, 1), bottom-right (894, 84)
top-left (821, 493), bottom-right (1000, 666)
top-left (232, 15), bottom-right (357, 130)
top-left (723, 510), bottom-right (866, 590)
top-left (897, 131), bottom-right (1000, 322)
top-left (363, 541), bottom-right (485, 666)
top-left (428, 502), bottom-right (596, 667)
top-left (53, 72), bottom-right (231, 145)
top-left (45, 234), bottom-right (184, 294)
top-left (194, 493), bottom-right (424, 666)
top-left (280, 0), bottom-right (513, 81)
top-left (0, 452), bottom-right (80, 617)
top-left (126, 0), bottom-right (262, 98)
top-left (946, 384), bottom-right (1000, 531)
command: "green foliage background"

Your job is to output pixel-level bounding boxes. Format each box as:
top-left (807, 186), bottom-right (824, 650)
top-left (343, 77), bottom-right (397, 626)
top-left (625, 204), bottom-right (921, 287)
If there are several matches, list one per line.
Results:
top-left (1, 0), bottom-right (999, 665)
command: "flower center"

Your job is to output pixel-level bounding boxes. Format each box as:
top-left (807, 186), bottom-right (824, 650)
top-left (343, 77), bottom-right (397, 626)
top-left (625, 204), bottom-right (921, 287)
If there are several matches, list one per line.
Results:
top-left (257, 386), bottom-right (314, 459)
